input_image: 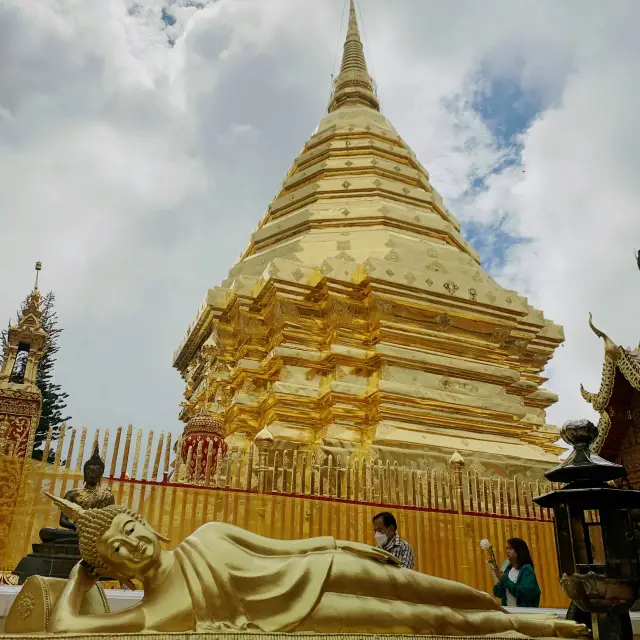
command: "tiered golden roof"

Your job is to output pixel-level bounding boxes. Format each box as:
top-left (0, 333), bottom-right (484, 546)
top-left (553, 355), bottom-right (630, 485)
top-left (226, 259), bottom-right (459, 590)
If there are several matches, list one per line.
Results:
top-left (174, 1), bottom-right (564, 478)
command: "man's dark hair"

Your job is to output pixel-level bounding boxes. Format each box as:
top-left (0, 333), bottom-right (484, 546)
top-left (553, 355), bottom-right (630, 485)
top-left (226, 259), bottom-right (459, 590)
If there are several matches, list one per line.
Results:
top-left (372, 512), bottom-right (397, 531)
top-left (507, 537), bottom-right (534, 569)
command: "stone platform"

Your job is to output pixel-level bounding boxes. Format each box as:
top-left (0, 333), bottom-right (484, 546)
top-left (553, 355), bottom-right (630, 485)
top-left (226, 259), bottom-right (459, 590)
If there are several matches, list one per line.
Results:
top-left (13, 541), bottom-right (81, 584)
top-left (0, 635), bottom-right (595, 640)
top-left (1, 586), bottom-right (639, 638)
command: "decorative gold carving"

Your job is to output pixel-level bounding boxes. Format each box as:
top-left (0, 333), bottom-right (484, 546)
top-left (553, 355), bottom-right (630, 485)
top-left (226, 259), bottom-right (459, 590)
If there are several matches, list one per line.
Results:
top-left (384, 250), bottom-right (400, 262)
top-left (0, 570), bottom-right (19, 585)
top-left (490, 327), bottom-right (510, 345)
top-left (335, 366), bottom-right (349, 381)
top-left (380, 365), bottom-right (395, 381)
top-left (14, 592), bottom-right (35, 620)
top-left (468, 288), bottom-right (477, 301)
top-left (436, 313), bottom-right (452, 329)
top-left (618, 350), bottom-right (640, 390)
top-left (443, 280), bottom-right (459, 295)
top-left (426, 261), bottom-right (446, 273)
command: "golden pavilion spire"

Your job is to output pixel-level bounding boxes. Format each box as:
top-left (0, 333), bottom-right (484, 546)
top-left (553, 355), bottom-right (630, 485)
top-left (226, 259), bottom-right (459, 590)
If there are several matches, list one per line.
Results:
top-left (328, 0), bottom-right (379, 113)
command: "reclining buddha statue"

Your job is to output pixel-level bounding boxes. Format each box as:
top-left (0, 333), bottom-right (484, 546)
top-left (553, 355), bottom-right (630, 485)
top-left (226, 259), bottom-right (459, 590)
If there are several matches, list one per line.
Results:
top-left (40, 492), bottom-right (587, 637)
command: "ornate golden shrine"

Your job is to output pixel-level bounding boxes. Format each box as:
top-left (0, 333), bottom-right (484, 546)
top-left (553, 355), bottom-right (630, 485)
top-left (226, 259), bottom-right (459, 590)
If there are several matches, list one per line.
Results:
top-left (173, 0), bottom-right (565, 483)
top-left (0, 263), bottom-right (46, 583)
top-left (581, 313), bottom-right (640, 487)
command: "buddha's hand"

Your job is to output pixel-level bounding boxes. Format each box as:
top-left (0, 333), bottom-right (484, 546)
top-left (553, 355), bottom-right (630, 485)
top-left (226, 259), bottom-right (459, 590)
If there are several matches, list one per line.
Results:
top-left (68, 562), bottom-right (99, 593)
top-left (337, 540), bottom-right (403, 566)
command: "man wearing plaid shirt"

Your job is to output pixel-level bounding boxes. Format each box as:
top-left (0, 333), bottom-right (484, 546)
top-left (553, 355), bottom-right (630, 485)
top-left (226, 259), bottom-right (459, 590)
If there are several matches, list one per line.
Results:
top-left (372, 512), bottom-right (415, 570)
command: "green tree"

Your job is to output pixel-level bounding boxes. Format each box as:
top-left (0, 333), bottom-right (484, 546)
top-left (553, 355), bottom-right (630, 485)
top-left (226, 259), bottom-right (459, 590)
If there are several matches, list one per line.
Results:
top-left (33, 292), bottom-right (72, 454)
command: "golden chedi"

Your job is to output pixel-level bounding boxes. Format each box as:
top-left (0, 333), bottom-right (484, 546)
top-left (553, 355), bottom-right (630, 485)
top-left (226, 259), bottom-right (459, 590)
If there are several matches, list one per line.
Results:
top-left (173, 1), bottom-right (565, 481)
top-left (17, 493), bottom-right (587, 637)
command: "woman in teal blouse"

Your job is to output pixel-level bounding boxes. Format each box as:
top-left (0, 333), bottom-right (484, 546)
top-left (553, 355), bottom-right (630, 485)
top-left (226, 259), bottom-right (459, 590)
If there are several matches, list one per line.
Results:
top-left (491, 538), bottom-right (541, 608)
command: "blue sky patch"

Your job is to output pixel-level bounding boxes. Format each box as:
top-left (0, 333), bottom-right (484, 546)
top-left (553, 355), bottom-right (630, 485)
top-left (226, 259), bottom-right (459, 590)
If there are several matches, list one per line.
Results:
top-left (161, 8), bottom-right (176, 26)
top-left (472, 64), bottom-right (545, 148)
top-left (457, 62), bottom-right (544, 272)
top-left (462, 216), bottom-right (531, 272)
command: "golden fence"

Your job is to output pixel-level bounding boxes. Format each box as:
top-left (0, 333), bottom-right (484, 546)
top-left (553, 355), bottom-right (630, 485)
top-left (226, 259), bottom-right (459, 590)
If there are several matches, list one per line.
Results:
top-left (5, 459), bottom-right (568, 608)
top-left (37, 423), bottom-right (558, 520)
top-left (0, 423), bottom-right (568, 607)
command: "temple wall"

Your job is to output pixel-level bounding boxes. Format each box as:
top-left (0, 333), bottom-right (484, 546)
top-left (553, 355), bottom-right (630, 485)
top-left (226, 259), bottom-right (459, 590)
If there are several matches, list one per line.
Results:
top-left (619, 390), bottom-right (640, 486)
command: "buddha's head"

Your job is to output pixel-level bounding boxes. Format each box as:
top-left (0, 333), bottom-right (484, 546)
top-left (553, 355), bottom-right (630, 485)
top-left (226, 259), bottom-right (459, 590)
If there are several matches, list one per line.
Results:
top-left (83, 445), bottom-right (105, 487)
top-left (45, 493), bottom-right (168, 582)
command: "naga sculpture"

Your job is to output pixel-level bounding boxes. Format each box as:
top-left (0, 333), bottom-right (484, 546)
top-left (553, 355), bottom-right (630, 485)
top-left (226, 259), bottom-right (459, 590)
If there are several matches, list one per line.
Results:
top-left (37, 493), bottom-right (587, 637)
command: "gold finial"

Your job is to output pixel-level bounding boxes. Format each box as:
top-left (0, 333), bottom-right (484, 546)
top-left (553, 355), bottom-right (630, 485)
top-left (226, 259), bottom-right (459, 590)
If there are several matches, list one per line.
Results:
top-left (34, 261), bottom-right (42, 291)
top-left (588, 312), bottom-right (620, 362)
top-left (255, 426), bottom-right (274, 444)
top-left (448, 450), bottom-right (465, 470)
top-left (328, 0), bottom-right (379, 113)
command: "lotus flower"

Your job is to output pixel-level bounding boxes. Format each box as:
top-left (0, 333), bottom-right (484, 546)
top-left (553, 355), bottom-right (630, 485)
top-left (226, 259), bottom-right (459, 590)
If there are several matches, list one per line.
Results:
top-left (480, 539), bottom-right (497, 565)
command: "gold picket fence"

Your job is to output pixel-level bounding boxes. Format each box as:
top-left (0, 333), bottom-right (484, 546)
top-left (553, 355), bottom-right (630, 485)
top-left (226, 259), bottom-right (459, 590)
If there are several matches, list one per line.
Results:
top-left (7, 459), bottom-right (568, 609)
top-left (0, 423), bottom-right (570, 606)
top-left (40, 423), bottom-right (558, 521)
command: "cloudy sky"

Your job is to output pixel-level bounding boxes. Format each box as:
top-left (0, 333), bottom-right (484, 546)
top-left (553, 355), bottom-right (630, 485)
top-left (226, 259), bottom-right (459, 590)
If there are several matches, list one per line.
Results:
top-left (1, 0), bottom-right (639, 443)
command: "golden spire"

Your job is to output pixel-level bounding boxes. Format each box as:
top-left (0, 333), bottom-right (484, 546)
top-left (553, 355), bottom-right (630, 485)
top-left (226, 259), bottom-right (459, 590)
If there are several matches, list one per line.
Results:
top-left (20, 262), bottom-right (43, 326)
top-left (328, 0), bottom-right (379, 113)
top-left (34, 261), bottom-right (42, 291)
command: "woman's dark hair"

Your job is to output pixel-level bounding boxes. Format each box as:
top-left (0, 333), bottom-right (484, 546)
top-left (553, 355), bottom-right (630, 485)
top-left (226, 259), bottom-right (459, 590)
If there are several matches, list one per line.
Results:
top-left (508, 537), bottom-right (534, 569)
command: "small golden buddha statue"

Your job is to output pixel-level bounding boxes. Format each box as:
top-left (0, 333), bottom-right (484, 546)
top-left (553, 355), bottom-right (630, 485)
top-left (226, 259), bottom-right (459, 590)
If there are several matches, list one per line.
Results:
top-left (39, 445), bottom-right (114, 544)
top-left (41, 493), bottom-right (587, 638)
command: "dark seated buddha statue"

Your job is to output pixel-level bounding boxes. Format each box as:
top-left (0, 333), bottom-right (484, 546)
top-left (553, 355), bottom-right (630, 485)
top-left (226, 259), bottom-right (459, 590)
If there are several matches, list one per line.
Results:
top-left (14, 445), bottom-right (115, 583)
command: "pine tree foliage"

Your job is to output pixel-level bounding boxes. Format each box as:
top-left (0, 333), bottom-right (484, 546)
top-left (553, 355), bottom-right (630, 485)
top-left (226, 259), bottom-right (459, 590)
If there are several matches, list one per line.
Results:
top-left (33, 292), bottom-right (72, 452)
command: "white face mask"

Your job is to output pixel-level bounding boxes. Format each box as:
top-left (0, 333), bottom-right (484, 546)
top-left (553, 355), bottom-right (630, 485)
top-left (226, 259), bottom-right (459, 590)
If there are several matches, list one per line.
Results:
top-left (374, 531), bottom-right (388, 547)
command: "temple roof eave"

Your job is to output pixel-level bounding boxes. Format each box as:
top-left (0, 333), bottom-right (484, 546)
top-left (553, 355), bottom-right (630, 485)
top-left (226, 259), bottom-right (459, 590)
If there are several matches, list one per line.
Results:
top-left (582, 315), bottom-right (640, 453)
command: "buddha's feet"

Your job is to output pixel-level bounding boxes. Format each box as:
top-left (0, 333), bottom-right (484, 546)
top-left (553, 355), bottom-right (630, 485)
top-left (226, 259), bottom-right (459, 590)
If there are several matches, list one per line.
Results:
top-left (553, 619), bottom-right (590, 638)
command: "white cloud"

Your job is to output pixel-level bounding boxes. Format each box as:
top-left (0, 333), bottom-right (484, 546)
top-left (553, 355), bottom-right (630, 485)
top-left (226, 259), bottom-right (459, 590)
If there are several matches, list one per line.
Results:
top-left (1, 0), bottom-right (638, 446)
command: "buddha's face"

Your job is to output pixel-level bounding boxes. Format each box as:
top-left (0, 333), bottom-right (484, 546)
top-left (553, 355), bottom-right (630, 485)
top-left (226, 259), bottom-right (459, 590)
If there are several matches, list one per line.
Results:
top-left (84, 463), bottom-right (104, 486)
top-left (97, 513), bottom-right (160, 578)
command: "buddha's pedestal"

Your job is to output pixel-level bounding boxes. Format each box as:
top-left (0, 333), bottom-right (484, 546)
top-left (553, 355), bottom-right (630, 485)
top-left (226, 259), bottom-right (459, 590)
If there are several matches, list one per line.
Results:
top-left (13, 529), bottom-right (81, 584)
